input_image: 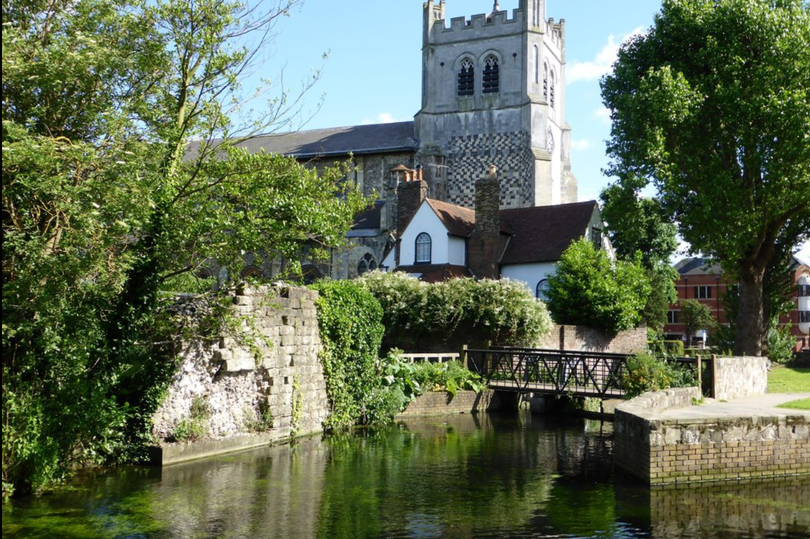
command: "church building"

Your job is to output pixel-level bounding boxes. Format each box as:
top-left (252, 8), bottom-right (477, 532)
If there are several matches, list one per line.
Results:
top-left (233, 0), bottom-right (589, 284)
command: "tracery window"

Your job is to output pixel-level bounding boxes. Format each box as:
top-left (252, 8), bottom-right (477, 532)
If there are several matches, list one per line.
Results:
top-left (357, 253), bottom-right (377, 276)
top-left (415, 233), bottom-right (432, 264)
top-left (457, 58), bottom-right (474, 96)
top-left (483, 55), bottom-right (499, 94)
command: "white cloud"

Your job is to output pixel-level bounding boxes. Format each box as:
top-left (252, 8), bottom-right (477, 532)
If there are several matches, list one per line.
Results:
top-left (359, 112), bottom-right (400, 125)
top-left (568, 27), bottom-right (645, 84)
top-left (570, 139), bottom-right (591, 150)
top-left (594, 107), bottom-right (611, 124)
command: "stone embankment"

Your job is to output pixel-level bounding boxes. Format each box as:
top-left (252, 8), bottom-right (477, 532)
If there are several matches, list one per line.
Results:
top-left (615, 385), bottom-right (810, 485)
top-left (150, 285), bottom-right (330, 465)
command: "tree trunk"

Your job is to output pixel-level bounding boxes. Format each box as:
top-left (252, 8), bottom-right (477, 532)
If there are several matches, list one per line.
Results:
top-left (734, 264), bottom-right (766, 356)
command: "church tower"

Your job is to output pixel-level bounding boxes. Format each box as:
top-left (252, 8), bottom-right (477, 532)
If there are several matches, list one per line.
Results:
top-left (415, 0), bottom-right (577, 209)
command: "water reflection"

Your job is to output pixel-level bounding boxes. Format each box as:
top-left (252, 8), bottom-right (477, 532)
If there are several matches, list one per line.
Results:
top-left (2, 412), bottom-right (808, 538)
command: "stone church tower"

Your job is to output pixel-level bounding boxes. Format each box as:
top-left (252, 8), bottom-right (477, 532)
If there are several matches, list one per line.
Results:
top-left (415, 0), bottom-right (577, 209)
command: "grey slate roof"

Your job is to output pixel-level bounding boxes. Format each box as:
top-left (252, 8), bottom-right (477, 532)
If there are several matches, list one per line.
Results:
top-left (234, 121), bottom-right (417, 158)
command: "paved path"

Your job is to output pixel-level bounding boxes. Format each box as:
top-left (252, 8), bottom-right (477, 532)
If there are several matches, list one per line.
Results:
top-left (658, 393), bottom-right (810, 420)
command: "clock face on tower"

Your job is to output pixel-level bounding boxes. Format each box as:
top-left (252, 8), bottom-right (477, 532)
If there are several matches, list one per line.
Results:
top-left (546, 127), bottom-right (555, 153)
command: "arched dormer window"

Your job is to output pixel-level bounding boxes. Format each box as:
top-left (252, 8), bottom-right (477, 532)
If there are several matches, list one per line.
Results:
top-left (533, 45), bottom-right (539, 84)
top-left (543, 63), bottom-right (548, 101)
top-left (357, 253), bottom-right (377, 276)
top-left (457, 58), bottom-right (474, 96)
top-left (415, 233), bottom-right (432, 264)
top-left (483, 55), bottom-right (499, 94)
top-left (550, 70), bottom-right (556, 109)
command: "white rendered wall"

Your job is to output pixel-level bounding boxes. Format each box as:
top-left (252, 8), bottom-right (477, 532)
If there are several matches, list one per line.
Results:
top-left (448, 236), bottom-right (466, 266)
top-left (501, 262), bottom-right (557, 296)
top-left (399, 203), bottom-right (451, 266)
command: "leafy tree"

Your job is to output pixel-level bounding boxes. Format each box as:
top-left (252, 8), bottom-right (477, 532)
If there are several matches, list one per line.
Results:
top-left (600, 182), bottom-right (679, 336)
top-left (545, 239), bottom-right (651, 333)
top-left (601, 0), bottom-right (810, 356)
top-left (678, 299), bottom-right (715, 346)
top-left (2, 0), bottom-right (365, 496)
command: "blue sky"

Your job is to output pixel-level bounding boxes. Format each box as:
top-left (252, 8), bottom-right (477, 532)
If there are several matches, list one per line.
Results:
top-left (253, 0), bottom-right (808, 261)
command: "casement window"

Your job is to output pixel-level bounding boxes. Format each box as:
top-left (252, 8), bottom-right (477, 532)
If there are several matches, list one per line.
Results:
top-left (457, 58), bottom-right (474, 96)
top-left (667, 310), bottom-right (679, 324)
top-left (415, 233), bottom-right (432, 264)
top-left (695, 285), bottom-right (712, 299)
top-left (482, 55), bottom-right (499, 94)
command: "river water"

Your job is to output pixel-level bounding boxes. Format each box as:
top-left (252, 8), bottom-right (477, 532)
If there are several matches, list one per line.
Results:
top-left (3, 412), bottom-right (809, 539)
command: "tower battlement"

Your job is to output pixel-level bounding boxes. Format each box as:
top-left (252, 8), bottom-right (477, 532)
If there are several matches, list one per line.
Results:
top-left (424, 1), bottom-right (563, 50)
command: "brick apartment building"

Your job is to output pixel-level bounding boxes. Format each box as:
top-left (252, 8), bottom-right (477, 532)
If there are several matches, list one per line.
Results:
top-left (664, 257), bottom-right (810, 352)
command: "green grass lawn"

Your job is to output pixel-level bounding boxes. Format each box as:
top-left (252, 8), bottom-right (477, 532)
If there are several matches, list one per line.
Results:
top-left (767, 366), bottom-right (810, 393)
top-left (776, 398), bottom-right (810, 411)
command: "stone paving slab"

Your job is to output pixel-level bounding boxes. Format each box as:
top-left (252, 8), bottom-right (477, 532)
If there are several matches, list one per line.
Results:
top-left (657, 393), bottom-right (810, 421)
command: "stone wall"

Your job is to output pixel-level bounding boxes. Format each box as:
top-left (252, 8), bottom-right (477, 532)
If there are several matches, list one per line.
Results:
top-left (713, 356), bottom-right (769, 400)
top-left (395, 390), bottom-right (498, 418)
top-left (615, 388), bottom-right (810, 485)
top-left (537, 324), bottom-right (648, 354)
top-left (151, 285), bottom-right (329, 463)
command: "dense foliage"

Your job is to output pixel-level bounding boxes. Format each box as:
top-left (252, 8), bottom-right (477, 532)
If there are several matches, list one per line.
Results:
top-left (358, 272), bottom-right (552, 350)
top-left (310, 281), bottom-right (387, 430)
top-left (599, 184), bottom-right (679, 336)
top-left (2, 0), bottom-right (365, 497)
top-left (621, 353), bottom-right (696, 398)
top-left (545, 239), bottom-right (651, 333)
top-left (602, 0), bottom-right (810, 355)
top-left (678, 299), bottom-right (716, 344)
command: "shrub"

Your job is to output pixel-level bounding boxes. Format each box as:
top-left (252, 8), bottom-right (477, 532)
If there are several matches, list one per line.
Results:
top-left (767, 324), bottom-right (796, 365)
top-left (311, 280), bottom-right (385, 430)
top-left (359, 272), bottom-right (552, 350)
top-left (621, 352), bottom-right (695, 398)
top-left (545, 239), bottom-right (651, 333)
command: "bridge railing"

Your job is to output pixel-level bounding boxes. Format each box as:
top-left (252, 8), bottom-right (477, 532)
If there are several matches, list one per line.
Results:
top-left (465, 346), bottom-right (710, 399)
top-left (465, 347), bottom-right (630, 398)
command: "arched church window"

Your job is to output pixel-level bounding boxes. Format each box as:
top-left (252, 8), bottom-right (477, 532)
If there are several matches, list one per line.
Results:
top-left (357, 253), bottom-right (377, 276)
top-left (533, 45), bottom-right (539, 84)
top-left (241, 266), bottom-right (262, 279)
top-left (543, 63), bottom-right (548, 101)
top-left (483, 55), bottom-right (500, 94)
top-left (457, 58), bottom-right (474, 96)
top-left (415, 233), bottom-right (432, 264)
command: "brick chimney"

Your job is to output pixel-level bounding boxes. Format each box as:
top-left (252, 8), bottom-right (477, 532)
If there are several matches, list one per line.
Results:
top-left (469, 166), bottom-right (501, 279)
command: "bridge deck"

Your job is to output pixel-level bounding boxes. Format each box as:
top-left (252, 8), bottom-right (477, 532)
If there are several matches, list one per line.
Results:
top-left (487, 380), bottom-right (625, 398)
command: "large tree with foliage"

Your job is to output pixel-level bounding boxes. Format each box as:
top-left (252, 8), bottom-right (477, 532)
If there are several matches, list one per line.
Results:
top-left (545, 239), bottom-right (651, 333)
top-left (2, 0), bottom-right (366, 496)
top-left (601, 0), bottom-right (810, 356)
top-left (600, 182), bottom-right (679, 335)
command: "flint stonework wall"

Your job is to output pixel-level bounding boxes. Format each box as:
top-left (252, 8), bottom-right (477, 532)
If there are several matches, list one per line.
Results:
top-left (615, 388), bottom-right (810, 485)
top-left (713, 356), bottom-right (769, 400)
top-left (151, 285), bottom-right (329, 463)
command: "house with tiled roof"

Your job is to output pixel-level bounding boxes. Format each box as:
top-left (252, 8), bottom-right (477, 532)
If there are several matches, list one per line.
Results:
top-left (382, 172), bottom-right (609, 296)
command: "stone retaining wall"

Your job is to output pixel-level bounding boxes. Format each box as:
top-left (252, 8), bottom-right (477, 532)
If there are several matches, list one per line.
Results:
top-left (713, 356), bottom-right (769, 400)
top-left (615, 388), bottom-right (810, 485)
top-left (395, 390), bottom-right (497, 418)
top-left (151, 285), bottom-right (329, 464)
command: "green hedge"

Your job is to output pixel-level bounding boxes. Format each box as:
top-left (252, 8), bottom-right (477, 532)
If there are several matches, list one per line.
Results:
top-left (358, 272), bottom-right (552, 351)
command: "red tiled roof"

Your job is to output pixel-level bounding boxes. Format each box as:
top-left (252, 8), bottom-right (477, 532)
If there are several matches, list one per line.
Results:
top-left (499, 201), bottom-right (598, 265)
top-left (426, 199), bottom-right (476, 237)
top-left (395, 264), bottom-right (472, 283)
